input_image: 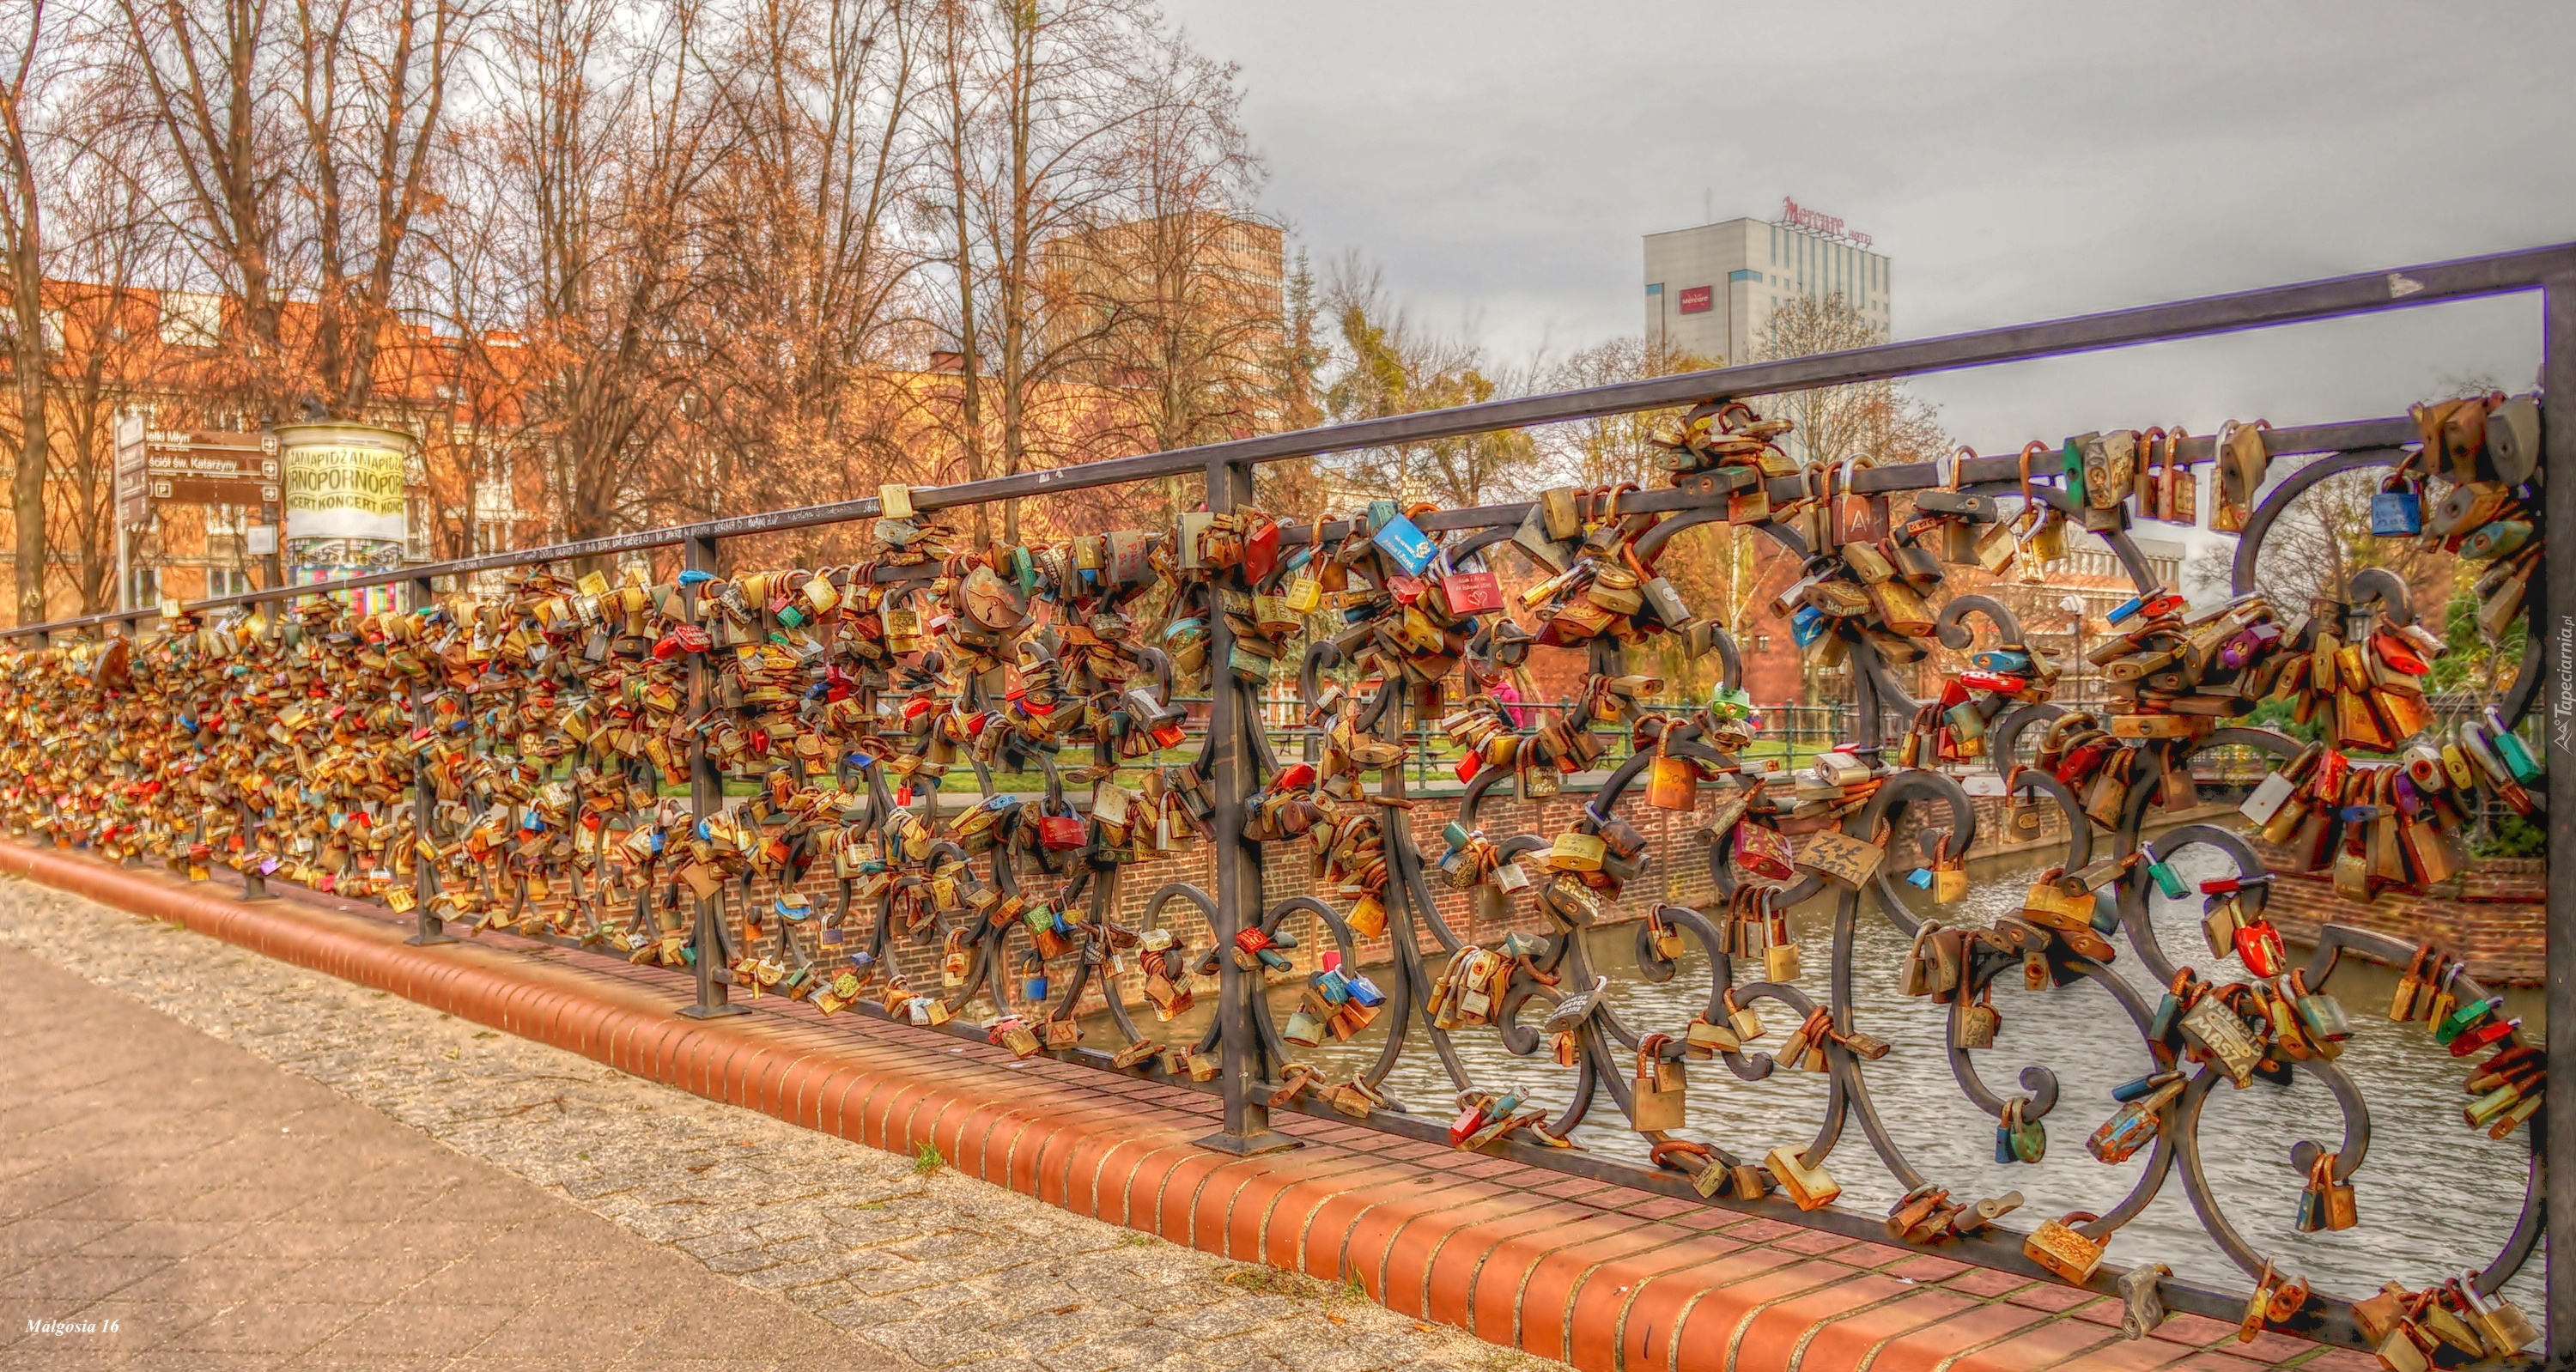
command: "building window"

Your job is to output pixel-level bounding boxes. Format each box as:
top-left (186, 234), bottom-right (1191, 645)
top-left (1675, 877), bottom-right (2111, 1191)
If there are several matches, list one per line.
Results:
top-left (1728, 269), bottom-right (1757, 282)
top-left (208, 568), bottom-right (250, 598)
top-left (1755, 634), bottom-right (1773, 651)
top-left (1646, 282), bottom-right (1662, 295)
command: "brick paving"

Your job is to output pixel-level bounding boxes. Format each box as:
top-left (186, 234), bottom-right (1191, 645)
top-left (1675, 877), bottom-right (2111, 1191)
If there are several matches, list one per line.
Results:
top-left (0, 872), bottom-right (1564, 1372)
top-left (0, 937), bottom-right (875, 1371)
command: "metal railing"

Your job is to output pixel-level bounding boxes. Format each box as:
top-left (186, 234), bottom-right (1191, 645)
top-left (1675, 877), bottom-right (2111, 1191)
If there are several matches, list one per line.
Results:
top-left (0, 240), bottom-right (2566, 1363)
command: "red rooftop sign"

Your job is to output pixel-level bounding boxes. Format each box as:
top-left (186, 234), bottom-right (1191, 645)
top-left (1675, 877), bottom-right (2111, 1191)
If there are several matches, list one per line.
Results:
top-left (1780, 197), bottom-right (1872, 249)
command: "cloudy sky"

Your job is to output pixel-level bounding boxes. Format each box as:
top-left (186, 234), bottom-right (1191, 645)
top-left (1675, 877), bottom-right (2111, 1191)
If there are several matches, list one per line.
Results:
top-left (1164, 0), bottom-right (2571, 457)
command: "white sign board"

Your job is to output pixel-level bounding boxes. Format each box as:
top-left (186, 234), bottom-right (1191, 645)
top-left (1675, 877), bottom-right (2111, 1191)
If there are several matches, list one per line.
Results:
top-left (114, 412), bottom-right (149, 529)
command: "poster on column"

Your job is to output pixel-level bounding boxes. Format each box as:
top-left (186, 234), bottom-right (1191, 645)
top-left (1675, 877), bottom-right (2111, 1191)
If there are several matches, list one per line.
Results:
top-left (276, 421), bottom-right (412, 574)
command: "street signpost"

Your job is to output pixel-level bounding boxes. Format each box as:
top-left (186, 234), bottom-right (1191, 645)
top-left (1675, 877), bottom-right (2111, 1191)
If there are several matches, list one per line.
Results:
top-left (116, 424), bottom-right (286, 613)
top-left (112, 413), bottom-right (146, 614)
top-left (143, 430), bottom-right (281, 507)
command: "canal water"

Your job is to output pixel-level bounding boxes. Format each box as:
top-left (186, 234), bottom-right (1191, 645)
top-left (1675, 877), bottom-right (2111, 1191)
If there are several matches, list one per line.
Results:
top-left (1213, 847), bottom-right (2542, 1307)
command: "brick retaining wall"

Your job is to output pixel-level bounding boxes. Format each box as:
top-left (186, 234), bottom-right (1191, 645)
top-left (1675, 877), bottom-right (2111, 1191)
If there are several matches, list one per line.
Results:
top-left (2246, 845), bottom-right (2543, 985)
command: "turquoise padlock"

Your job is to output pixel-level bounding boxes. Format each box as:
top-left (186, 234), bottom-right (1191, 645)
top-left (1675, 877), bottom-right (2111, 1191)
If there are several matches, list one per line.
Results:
top-left (2147, 859), bottom-right (2188, 900)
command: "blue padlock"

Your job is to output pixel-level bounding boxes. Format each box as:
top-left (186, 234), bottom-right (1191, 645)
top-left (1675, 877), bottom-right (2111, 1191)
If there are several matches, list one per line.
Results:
top-left (2370, 474), bottom-right (2422, 536)
top-left (1372, 511), bottom-right (1436, 576)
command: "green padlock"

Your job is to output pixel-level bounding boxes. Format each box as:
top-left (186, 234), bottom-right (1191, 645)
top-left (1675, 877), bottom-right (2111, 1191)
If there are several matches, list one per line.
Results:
top-left (2488, 710), bottom-right (2541, 786)
top-left (1995, 1096), bottom-right (2046, 1164)
top-left (2147, 859), bottom-right (2188, 901)
top-left (2436, 997), bottom-right (2502, 1047)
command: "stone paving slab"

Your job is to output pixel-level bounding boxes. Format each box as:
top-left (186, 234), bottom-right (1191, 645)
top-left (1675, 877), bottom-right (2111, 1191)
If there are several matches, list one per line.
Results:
top-left (0, 869), bottom-right (1562, 1372)
top-left (0, 938), bottom-right (879, 1372)
top-left (0, 840), bottom-right (2368, 1372)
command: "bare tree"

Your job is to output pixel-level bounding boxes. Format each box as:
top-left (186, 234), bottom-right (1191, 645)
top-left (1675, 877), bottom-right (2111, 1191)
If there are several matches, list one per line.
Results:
top-left (2239, 460), bottom-right (2447, 618)
top-left (953, 0), bottom-right (1207, 543)
top-left (1531, 334), bottom-right (1713, 489)
top-left (288, 0), bottom-right (481, 415)
top-left (106, 0), bottom-right (478, 420)
top-left (1747, 290), bottom-right (1945, 470)
top-left (1070, 39), bottom-right (1269, 456)
top-left (21, 0), bottom-right (1292, 588)
top-left (40, 117), bottom-right (180, 611)
top-left (108, 0), bottom-right (301, 416)
top-left (472, 0), bottom-right (735, 549)
top-left (919, 0), bottom-right (991, 542)
top-left (683, 0), bottom-right (923, 567)
top-left (1, 1), bottom-right (52, 621)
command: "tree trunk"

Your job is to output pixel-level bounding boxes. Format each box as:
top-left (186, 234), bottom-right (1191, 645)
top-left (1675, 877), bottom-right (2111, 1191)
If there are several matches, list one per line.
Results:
top-left (9, 326), bottom-right (42, 626)
top-left (942, 2), bottom-right (986, 549)
top-left (3, 79), bottom-right (46, 625)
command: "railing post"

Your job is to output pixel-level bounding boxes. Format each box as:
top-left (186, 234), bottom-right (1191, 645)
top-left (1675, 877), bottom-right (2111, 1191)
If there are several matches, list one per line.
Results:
top-left (27, 628), bottom-right (55, 843)
top-left (1198, 456), bottom-right (1292, 1154)
top-left (115, 613), bottom-right (144, 867)
top-left (677, 532), bottom-right (746, 1019)
top-left (2537, 268), bottom-right (2574, 1363)
top-left (236, 794), bottom-right (274, 901)
top-left (240, 600), bottom-right (288, 899)
top-left (404, 574), bottom-right (455, 946)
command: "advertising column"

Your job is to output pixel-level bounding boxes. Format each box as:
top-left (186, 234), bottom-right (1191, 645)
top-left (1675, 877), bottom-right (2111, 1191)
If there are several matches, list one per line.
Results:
top-left (274, 422), bottom-right (413, 611)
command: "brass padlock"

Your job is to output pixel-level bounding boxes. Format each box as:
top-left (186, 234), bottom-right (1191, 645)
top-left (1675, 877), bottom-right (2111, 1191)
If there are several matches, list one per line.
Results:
top-left (2022, 1212), bottom-right (2107, 1284)
top-left (1629, 1034), bottom-right (1686, 1132)
top-left (1763, 1145), bottom-right (1839, 1211)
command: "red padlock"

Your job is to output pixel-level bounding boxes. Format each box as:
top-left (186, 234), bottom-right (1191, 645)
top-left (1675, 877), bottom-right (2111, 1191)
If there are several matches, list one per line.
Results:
top-left (1243, 519), bottom-right (1281, 582)
top-left (1449, 1099), bottom-right (1491, 1147)
top-left (1440, 567), bottom-right (1504, 615)
top-left (2233, 920), bottom-right (2287, 979)
top-left (2451, 1017), bottom-right (2521, 1058)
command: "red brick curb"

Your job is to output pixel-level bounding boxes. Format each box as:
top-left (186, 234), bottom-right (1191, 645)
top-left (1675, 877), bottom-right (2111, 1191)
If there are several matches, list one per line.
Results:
top-left (0, 840), bottom-right (2358, 1372)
